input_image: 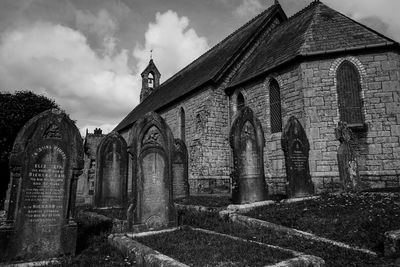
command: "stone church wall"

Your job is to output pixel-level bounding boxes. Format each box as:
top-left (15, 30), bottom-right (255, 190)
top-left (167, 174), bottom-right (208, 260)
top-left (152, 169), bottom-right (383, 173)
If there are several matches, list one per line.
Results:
top-left (302, 51), bottom-right (400, 192)
top-left (119, 52), bottom-right (399, 197)
top-left (161, 86), bottom-right (231, 195)
top-left (230, 64), bottom-right (304, 195)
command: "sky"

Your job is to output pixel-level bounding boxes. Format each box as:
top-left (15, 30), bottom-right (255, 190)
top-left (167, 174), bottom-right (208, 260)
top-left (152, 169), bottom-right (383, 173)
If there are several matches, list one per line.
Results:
top-left (0, 0), bottom-right (399, 136)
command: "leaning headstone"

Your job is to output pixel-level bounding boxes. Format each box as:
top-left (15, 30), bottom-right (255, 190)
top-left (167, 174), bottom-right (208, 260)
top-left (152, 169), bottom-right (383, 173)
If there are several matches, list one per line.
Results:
top-left (127, 112), bottom-right (176, 231)
top-left (95, 131), bottom-right (128, 208)
top-left (0, 109), bottom-right (83, 262)
top-left (281, 116), bottom-right (314, 198)
top-left (229, 106), bottom-right (267, 204)
top-left (172, 139), bottom-right (189, 199)
top-left (335, 121), bottom-right (360, 191)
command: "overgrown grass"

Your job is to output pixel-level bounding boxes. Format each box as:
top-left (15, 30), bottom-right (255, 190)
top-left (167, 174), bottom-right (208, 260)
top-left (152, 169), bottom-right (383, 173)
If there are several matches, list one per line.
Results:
top-left (178, 209), bottom-right (397, 267)
top-left (47, 212), bottom-right (133, 266)
top-left (175, 195), bottom-right (232, 207)
top-left (245, 193), bottom-right (400, 253)
top-left (136, 227), bottom-right (292, 267)
top-left (53, 234), bottom-right (133, 267)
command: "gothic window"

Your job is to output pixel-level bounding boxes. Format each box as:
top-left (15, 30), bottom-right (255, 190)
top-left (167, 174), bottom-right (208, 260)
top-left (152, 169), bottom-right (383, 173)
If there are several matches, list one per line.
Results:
top-left (180, 107), bottom-right (186, 142)
top-left (337, 61), bottom-right (363, 125)
top-left (148, 72), bottom-right (155, 88)
top-left (237, 92), bottom-right (245, 111)
top-left (269, 79), bottom-right (282, 133)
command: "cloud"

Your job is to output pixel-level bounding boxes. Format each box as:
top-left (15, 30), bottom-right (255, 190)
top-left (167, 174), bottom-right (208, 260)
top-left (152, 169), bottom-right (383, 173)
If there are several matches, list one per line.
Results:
top-left (0, 22), bottom-right (138, 131)
top-left (133, 10), bottom-right (209, 82)
top-left (75, 8), bottom-right (119, 55)
top-left (234, 0), bottom-right (265, 19)
top-left (324, 0), bottom-right (400, 42)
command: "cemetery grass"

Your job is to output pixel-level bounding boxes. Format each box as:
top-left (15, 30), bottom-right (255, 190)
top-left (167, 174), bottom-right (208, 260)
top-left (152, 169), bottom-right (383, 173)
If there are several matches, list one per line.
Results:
top-left (136, 227), bottom-right (293, 267)
top-left (178, 209), bottom-right (397, 267)
top-left (244, 192), bottom-right (400, 253)
top-left (47, 211), bottom-right (134, 267)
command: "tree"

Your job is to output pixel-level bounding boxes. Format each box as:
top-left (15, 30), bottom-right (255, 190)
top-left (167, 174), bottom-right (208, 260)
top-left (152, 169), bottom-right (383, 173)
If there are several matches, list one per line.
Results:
top-left (0, 91), bottom-right (59, 208)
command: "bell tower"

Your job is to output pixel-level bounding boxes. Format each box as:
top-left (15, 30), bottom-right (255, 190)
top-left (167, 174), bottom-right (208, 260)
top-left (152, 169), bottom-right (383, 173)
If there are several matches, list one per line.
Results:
top-left (140, 59), bottom-right (161, 102)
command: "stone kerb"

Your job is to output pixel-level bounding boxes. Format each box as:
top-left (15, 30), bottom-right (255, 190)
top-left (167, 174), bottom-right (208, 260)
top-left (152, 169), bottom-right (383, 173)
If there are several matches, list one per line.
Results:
top-left (127, 112), bottom-right (176, 232)
top-left (0, 109), bottom-right (84, 262)
top-left (172, 139), bottom-right (189, 199)
top-left (229, 106), bottom-right (268, 204)
top-left (95, 131), bottom-right (128, 208)
top-left (108, 227), bottom-right (325, 267)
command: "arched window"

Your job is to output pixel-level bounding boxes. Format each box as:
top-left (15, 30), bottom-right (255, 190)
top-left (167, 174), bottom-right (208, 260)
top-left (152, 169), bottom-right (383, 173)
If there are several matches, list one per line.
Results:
top-left (237, 92), bottom-right (245, 111)
top-left (337, 61), bottom-right (363, 125)
top-left (180, 107), bottom-right (185, 142)
top-left (269, 79), bottom-right (282, 133)
top-left (148, 72), bottom-right (155, 88)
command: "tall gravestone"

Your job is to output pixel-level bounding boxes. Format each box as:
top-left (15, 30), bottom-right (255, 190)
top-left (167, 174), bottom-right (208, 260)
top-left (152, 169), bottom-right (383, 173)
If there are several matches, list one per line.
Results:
top-left (0, 109), bottom-right (83, 262)
top-left (95, 131), bottom-right (128, 208)
top-left (281, 116), bottom-right (314, 198)
top-left (335, 121), bottom-right (360, 191)
top-left (229, 106), bottom-right (267, 204)
top-left (172, 139), bottom-right (189, 199)
top-left (127, 112), bottom-right (176, 231)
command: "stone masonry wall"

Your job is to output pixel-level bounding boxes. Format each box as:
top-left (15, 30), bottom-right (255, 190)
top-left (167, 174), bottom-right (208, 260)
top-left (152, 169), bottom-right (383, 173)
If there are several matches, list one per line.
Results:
top-left (302, 51), bottom-right (400, 192)
top-left (161, 86), bottom-right (232, 195)
top-left (230, 64), bottom-right (304, 195)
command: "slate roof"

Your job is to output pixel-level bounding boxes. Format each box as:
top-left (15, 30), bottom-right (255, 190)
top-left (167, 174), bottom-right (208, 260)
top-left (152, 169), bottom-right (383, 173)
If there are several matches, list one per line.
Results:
top-left (115, 1), bottom-right (399, 133)
top-left (228, 1), bottom-right (397, 89)
top-left (114, 3), bottom-right (284, 132)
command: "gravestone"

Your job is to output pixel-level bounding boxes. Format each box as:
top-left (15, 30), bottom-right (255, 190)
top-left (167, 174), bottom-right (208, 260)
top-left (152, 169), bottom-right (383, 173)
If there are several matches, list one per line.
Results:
top-left (0, 109), bottom-right (83, 262)
top-left (172, 139), bottom-right (189, 199)
top-left (95, 131), bottom-right (128, 207)
top-left (335, 121), bottom-right (360, 191)
top-left (281, 116), bottom-right (314, 198)
top-left (127, 112), bottom-right (176, 231)
top-left (229, 106), bottom-right (267, 204)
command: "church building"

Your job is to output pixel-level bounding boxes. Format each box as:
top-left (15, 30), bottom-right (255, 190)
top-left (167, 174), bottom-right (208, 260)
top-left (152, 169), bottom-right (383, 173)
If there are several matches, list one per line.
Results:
top-left (114, 0), bottom-right (400, 197)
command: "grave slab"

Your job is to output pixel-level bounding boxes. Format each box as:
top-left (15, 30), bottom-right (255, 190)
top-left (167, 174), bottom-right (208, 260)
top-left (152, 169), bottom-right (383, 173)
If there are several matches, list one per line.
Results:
top-left (282, 116), bottom-right (314, 198)
top-left (230, 106), bottom-right (267, 204)
top-left (0, 109), bottom-right (83, 262)
top-left (95, 131), bottom-right (128, 208)
top-left (127, 112), bottom-right (176, 232)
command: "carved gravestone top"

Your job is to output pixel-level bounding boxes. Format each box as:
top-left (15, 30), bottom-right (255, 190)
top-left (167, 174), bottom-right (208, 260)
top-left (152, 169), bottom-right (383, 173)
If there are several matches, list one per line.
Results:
top-left (335, 121), bottom-right (352, 143)
top-left (229, 106), bottom-right (267, 204)
top-left (335, 121), bottom-right (360, 191)
top-left (0, 109), bottom-right (83, 262)
top-left (172, 139), bottom-right (189, 199)
top-left (281, 116), bottom-right (314, 198)
top-left (95, 131), bottom-right (128, 208)
top-left (127, 112), bottom-right (176, 231)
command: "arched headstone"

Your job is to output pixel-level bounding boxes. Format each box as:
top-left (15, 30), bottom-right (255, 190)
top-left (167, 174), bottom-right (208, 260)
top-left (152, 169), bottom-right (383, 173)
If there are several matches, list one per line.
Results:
top-left (0, 109), bottom-right (83, 262)
top-left (128, 112), bottom-right (176, 231)
top-left (230, 106), bottom-right (267, 204)
top-left (95, 131), bottom-right (128, 207)
top-left (281, 116), bottom-right (314, 197)
top-left (172, 139), bottom-right (189, 199)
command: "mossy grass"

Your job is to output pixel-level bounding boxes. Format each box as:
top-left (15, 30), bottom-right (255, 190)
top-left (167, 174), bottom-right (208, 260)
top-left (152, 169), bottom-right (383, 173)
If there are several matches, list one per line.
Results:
top-left (136, 227), bottom-right (293, 267)
top-left (244, 192), bottom-right (400, 253)
top-left (178, 208), bottom-right (397, 267)
top-left (46, 211), bottom-right (133, 266)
